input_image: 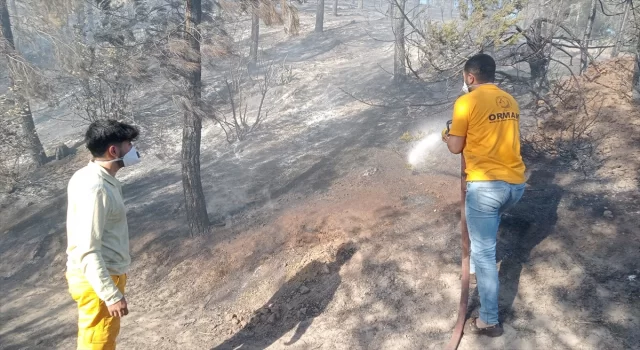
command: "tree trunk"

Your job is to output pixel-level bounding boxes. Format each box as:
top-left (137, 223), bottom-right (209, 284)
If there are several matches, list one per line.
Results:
top-left (315, 0), bottom-right (324, 32)
top-left (17, 95), bottom-right (47, 165)
top-left (612, 0), bottom-right (630, 58)
top-left (86, 0), bottom-right (95, 44)
top-left (183, 0), bottom-right (210, 236)
top-left (580, 0), bottom-right (597, 74)
top-left (393, 0), bottom-right (406, 83)
top-left (7, 0), bottom-right (18, 49)
top-left (633, 32), bottom-right (640, 103)
top-left (633, 60), bottom-right (640, 103)
top-left (0, 0), bottom-right (47, 166)
top-left (213, 0), bottom-right (223, 20)
top-left (333, 0), bottom-right (338, 16)
top-left (250, 0), bottom-right (259, 65)
top-left (527, 19), bottom-right (549, 92)
top-left (72, 0), bottom-right (95, 44)
top-left (359, 0), bottom-right (363, 9)
top-left (75, 0), bottom-right (87, 41)
top-left (529, 57), bottom-right (548, 91)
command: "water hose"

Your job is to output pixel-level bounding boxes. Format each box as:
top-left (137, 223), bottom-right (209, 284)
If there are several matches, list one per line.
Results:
top-left (443, 125), bottom-right (470, 350)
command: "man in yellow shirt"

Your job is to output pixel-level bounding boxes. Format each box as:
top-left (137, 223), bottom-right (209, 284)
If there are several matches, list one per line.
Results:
top-left (66, 120), bottom-right (141, 349)
top-left (442, 54), bottom-right (526, 337)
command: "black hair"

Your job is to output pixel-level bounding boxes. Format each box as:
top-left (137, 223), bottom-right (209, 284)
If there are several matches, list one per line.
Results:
top-left (464, 53), bottom-right (496, 83)
top-left (85, 120), bottom-right (139, 157)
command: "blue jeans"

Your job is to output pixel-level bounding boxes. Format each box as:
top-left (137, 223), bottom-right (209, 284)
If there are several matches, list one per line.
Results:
top-left (466, 181), bottom-right (525, 325)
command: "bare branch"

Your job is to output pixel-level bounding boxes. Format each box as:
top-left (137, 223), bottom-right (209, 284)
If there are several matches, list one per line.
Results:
top-left (596, 0), bottom-right (627, 16)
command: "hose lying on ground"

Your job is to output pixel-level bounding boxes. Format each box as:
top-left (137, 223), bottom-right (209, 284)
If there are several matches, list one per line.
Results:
top-left (444, 157), bottom-right (470, 350)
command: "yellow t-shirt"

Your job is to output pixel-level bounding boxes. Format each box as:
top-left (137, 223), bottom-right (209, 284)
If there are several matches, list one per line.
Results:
top-left (449, 84), bottom-right (525, 184)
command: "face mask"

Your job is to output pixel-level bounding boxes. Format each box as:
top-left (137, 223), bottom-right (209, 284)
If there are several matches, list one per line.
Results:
top-left (463, 81), bottom-right (496, 93)
top-left (96, 146), bottom-right (141, 167)
top-left (120, 146), bottom-right (141, 167)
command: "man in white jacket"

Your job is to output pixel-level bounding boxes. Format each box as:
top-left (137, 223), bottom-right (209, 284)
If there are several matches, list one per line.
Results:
top-left (66, 119), bottom-right (141, 349)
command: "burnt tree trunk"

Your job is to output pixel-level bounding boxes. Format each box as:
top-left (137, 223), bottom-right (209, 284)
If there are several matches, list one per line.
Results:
top-left (182, 0), bottom-right (210, 235)
top-left (76, 0), bottom-right (85, 36)
top-left (612, 0), bottom-right (631, 58)
top-left (0, 0), bottom-right (46, 166)
top-left (250, 0), bottom-right (259, 65)
top-left (633, 32), bottom-right (640, 103)
top-left (393, 0), bottom-right (406, 83)
top-left (76, 0), bottom-right (94, 44)
top-left (315, 0), bottom-right (324, 32)
top-left (580, 0), bottom-right (597, 74)
top-left (333, 0), bottom-right (338, 16)
top-left (7, 0), bottom-right (18, 48)
top-left (527, 19), bottom-right (549, 92)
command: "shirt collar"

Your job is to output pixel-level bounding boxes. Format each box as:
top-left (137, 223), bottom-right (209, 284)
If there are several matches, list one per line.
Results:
top-left (471, 83), bottom-right (498, 92)
top-left (88, 161), bottom-right (122, 188)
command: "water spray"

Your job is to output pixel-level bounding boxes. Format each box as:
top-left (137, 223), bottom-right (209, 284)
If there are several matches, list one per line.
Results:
top-left (406, 120), bottom-right (455, 168)
top-left (407, 133), bottom-right (442, 167)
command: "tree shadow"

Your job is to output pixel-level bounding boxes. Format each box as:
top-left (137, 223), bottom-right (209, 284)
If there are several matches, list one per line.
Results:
top-left (211, 242), bottom-right (357, 350)
top-left (0, 294), bottom-right (75, 350)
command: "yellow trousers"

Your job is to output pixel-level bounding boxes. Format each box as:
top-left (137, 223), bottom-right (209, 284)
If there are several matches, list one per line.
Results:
top-left (67, 272), bottom-right (127, 350)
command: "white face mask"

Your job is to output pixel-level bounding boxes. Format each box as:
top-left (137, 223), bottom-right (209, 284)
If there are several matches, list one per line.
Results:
top-left (462, 81), bottom-right (470, 94)
top-left (96, 146), bottom-right (141, 167)
top-left (462, 81), bottom-right (496, 93)
top-left (121, 146), bottom-right (141, 167)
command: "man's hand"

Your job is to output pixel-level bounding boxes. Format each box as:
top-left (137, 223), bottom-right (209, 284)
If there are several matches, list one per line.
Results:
top-left (107, 297), bottom-right (128, 317)
top-left (441, 128), bottom-right (449, 143)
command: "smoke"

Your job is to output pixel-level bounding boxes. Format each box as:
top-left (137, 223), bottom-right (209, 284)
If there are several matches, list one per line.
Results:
top-left (407, 132), bottom-right (442, 166)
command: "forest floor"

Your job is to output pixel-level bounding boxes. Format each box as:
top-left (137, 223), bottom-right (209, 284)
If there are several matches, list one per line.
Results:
top-left (1, 3), bottom-right (639, 350)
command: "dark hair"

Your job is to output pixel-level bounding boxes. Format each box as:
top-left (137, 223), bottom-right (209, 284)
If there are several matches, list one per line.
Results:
top-left (464, 53), bottom-right (496, 83)
top-left (85, 120), bottom-right (139, 157)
